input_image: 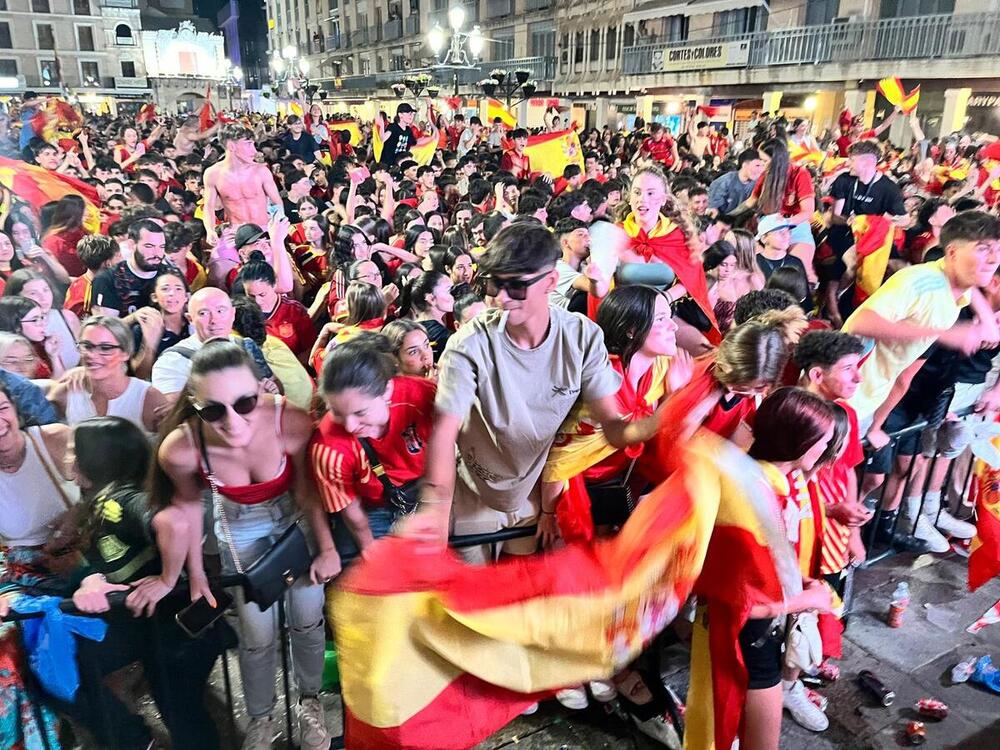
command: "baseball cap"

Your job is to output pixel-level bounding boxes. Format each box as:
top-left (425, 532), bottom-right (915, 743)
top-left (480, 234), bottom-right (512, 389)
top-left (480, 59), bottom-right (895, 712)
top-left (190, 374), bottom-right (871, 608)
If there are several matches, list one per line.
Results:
top-left (234, 223), bottom-right (268, 250)
top-left (755, 214), bottom-right (794, 241)
top-left (396, 103), bottom-right (416, 115)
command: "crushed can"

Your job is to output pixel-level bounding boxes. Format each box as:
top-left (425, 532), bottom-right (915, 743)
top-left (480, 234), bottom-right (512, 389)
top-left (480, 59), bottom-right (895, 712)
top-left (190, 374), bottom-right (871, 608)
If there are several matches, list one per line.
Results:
top-left (905, 720), bottom-right (927, 745)
top-left (915, 698), bottom-right (948, 720)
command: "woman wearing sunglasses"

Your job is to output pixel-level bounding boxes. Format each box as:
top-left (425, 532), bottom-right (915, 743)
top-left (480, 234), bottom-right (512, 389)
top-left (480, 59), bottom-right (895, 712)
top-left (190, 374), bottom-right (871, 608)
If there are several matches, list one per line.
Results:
top-left (145, 341), bottom-right (339, 750)
top-left (47, 317), bottom-right (168, 433)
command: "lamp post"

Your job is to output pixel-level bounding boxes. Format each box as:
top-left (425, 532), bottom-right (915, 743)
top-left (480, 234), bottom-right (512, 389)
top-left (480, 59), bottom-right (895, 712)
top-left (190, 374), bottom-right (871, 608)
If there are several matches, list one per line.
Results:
top-left (269, 45), bottom-right (314, 106)
top-left (426, 4), bottom-right (484, 97)
top-left (219, 60), bottom-right (244, 113)
top-left (478, 68), bottom-right (536, 108)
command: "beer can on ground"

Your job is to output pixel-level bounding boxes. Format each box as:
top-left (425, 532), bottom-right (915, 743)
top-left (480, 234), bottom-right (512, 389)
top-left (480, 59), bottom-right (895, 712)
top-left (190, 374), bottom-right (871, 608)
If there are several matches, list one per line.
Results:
top-left (915, 698), bottom-right (949, 719)
top-left (858, 669), bottom-right (895, 706)
top-left (905, 720), bottom-right (927, 745)
top-left (887, 602), bottom-right (906, 627)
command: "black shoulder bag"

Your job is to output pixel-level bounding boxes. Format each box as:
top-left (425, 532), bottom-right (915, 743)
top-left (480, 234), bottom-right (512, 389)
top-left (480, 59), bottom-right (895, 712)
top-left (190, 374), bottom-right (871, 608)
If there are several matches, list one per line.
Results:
top-left (586, 457), bottom-right (639, 527)
top-left (358, 438), bottom-right (420, 516)
top-left (198, 423), bottom-right (313, 611)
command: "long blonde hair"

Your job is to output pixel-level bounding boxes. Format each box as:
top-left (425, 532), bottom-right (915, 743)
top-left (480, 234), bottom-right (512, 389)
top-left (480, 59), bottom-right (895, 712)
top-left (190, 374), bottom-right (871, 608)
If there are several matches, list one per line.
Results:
top-left (618, 165), bottom-right (698, 248)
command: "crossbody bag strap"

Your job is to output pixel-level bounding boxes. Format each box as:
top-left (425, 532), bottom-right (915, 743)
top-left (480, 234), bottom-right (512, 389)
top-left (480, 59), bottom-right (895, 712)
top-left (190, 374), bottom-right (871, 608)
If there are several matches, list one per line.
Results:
top-left (25, 428), bottom-right (74, 510)
top-left (197, 421), bottom-right (244, 575)
top-left (358, 437), bottom-right (398, 496)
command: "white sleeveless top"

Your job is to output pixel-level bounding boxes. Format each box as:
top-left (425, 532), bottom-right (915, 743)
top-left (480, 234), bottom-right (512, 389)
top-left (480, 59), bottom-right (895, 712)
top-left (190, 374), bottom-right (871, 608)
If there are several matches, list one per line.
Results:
top-left (0, 426), bottom-right (79, 547)
top-left (45, 309), bottom-right (80, 369)
top-left (65, 377), bottom-right (152, 430)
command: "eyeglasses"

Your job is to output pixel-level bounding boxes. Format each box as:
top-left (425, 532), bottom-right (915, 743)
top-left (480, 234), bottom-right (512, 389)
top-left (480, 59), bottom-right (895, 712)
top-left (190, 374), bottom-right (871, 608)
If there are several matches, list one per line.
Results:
top-left (77, 341), bottom-right (123, 354)
top-left (21, 314), bottom-right (47, 325)
top-left (1, 354), bottom-right (37, 367)
top-left (191, 394), bottom-right (259, 423)
top-left (481, 269), bottom-right (551, 301)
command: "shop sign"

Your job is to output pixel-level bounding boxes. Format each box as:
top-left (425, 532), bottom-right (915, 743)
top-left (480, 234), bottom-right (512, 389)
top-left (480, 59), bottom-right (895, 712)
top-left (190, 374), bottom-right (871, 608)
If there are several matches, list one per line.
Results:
top-left (653, 41), bottom-right (750, 73)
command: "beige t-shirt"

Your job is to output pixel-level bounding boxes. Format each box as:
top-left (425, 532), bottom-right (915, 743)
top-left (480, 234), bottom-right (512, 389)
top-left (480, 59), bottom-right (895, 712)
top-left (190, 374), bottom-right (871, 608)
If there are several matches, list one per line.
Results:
top-left (436, 305), bottom-right (622, 512)
top-left (844, 259), bottom-right (969, 420)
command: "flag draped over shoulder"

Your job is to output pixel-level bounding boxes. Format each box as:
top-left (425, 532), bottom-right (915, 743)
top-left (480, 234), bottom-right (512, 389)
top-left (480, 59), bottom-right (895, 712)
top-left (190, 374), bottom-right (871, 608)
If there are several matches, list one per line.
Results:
top-left (0, 156), bottom-right (101, 232)
top-left (970, 445), bottom-right (1000, 591)
top-left (851, 213), bottom-right (895, 304)
top-left (524, 128), bottom-right (584, 178)
top-left (332, 434), bottom-right (765, 750)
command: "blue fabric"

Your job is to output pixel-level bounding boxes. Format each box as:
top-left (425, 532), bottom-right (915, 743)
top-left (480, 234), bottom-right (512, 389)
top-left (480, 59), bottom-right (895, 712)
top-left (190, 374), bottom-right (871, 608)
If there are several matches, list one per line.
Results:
top-left (971, 655), bottom-right (1000, 694)
top-left (12, 595), bottom-right (108, 701)
top-left (0, 369), bottom-right (59, 425)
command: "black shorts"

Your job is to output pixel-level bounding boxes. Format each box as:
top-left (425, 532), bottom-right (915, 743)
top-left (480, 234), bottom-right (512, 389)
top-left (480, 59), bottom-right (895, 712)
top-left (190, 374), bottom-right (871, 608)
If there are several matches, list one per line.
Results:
top-left (739, 618), bottom-right (783, 690)
top-left (864, 387), bottom-right (953, 474)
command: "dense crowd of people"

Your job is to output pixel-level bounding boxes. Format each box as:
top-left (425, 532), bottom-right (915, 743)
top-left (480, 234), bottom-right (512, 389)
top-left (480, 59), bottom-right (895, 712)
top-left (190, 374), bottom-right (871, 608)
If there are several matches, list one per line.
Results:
top-left (0, 94), bottom-right (998, 750)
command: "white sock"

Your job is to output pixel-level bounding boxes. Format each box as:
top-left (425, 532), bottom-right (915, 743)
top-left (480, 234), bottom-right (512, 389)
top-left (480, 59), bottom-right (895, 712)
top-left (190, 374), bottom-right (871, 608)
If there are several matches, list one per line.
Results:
top-left (782, 679), bottom-right (796, 692)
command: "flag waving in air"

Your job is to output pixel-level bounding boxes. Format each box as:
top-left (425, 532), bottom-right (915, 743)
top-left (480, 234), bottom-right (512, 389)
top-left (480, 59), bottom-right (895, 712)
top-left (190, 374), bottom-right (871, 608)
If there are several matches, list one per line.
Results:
top-left (332, 435), bottom-right (779, 749)
top-left (486, 98), bottom-right (516, 129)
top-left (876, 77), bottom-right (921, 114)
top-left (327, 119), bottom-right (362, 146)
top-left (523, 128), bottom-right (584, 178)
top-left (0, 156), bottom-right (101, 232)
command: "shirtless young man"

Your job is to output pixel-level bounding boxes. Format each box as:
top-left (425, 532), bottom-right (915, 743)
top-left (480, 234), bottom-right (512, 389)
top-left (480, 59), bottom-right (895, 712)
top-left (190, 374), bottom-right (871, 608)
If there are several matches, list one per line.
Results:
top-left (202, 124), bottom-right (282, 247)
top-left (172, 115), bottom-right (219, 157)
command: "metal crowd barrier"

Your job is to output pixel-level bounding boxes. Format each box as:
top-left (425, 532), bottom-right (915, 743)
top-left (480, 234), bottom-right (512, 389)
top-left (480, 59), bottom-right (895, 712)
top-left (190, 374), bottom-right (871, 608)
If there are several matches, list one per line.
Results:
top-left (857, 406), bottom-right (980, 567)
top-left (1, 525), bottom-right (539, 750)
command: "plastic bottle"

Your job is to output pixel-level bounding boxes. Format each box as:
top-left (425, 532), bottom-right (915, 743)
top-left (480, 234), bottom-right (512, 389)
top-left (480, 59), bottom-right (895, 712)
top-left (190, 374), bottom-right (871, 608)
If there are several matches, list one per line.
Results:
top-left (951, 657), bottom-right (977, 684)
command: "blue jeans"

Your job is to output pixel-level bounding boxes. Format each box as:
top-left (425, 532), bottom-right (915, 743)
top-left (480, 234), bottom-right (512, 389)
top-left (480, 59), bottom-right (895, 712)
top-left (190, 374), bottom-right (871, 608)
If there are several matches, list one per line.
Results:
top-left (214, 493), bottom-right (326, 718)
top-left (330, 504), bottom-right (396, 563)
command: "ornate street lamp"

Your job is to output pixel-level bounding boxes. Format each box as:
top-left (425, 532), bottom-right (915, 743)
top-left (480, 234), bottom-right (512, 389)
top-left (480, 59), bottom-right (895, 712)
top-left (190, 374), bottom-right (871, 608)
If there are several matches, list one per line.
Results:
top-left (479, 67), bottom-right (536, 108)
top-left (426, 4), bottom-right (485, 96)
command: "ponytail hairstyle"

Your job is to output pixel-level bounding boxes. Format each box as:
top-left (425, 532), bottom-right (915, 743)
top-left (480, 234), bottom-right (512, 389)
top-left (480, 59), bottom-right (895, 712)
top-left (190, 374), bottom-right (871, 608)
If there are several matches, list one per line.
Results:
top-left (233, 250), bottom-right (276, 292)
top-left (398, 270), bottom-right (446, 318)
top-left (344, 281), bottom-right (386, 326)
top-left (714, 307), bottom-right (806, 390)
top-left (756, 138), bottom-right (791, 215)
top-left (320, 331), bottom-right (397, 397)
top-left (147, 340), bottom-right (256, 509)
top-left (748, 386), bottom-right (835, 464)
top-left (596, 284), bottom-right (664, 368)
top-left (618, 164), bottom-right (697, 247)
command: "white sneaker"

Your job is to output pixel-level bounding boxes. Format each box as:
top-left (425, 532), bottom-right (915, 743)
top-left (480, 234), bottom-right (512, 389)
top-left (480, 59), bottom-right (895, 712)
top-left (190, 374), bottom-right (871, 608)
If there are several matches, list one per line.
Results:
top-left (933, 509), bottom-right (976, 540)
top-left (521, 702), bottom-right (539, 715)
top-left (913, 515), bottom-right (951, 553)
top-left (631, 713), bottom-right (682, 749)
top-left (298, 697), bottom-right (329, 750)
top-left (782, 680), bottom-right (828, 732)
top-left (589, 679), bottom-right (618, 703)
top-left (242, 715), bottom-right (274, 750)
top-left (555, 686), bottom-right (589, 710)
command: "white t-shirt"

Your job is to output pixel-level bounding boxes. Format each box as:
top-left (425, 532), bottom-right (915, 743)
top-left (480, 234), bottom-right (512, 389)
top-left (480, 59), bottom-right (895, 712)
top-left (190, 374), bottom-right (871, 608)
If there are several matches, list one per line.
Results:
top-left (549, 260), bottom-right (581, 309)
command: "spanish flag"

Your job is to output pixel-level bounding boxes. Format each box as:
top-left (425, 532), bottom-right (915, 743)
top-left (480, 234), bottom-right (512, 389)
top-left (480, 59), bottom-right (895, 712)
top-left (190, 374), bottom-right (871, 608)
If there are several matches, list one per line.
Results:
top-left (524, 128), bottom-right (584, 179)
top-left (136, 102), bottom-right (157, 124)
top-left (332, 434), bottom-right (764, 749)
top-left (410, 137), bottom-right (436, 167)
top-left (371, 117), bottom-right (385, 163)
top-left (0, 156), bottom-right (101, 233)
top-left (486, 98), bottom-right (516, 129)
top-left (327, 119), bottom-right (362, 146)
top-left (970, 437), bottom-right (1000, 591)
top-left (852, 213), bottom-right (895, 304)
top-left (876, 77), bottom-right (920, 115)
top-left (787, 140), bottom-right (846, 177)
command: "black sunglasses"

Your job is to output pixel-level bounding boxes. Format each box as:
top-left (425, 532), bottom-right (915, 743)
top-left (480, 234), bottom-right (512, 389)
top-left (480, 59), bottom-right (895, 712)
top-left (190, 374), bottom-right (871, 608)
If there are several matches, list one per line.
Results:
top-left (191, 394), bottom-right (259, 423)
top-left (481, 269), bottom-right (551, 301)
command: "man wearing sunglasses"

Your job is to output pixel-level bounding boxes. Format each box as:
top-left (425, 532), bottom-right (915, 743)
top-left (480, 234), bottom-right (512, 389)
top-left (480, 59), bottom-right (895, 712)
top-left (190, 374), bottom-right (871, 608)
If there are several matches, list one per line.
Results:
top-left (412, 222), bottom-right (665, 563)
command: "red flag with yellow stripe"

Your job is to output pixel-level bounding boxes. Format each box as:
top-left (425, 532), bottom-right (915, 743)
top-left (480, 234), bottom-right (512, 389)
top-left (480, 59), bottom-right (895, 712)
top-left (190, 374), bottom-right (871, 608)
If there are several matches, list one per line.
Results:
top-left (332, 434), bottom-right (766, 749)
top-left (970, 438), bottom-right (1000, 591)
top-left (327, 119), bottom-right (361, 146)
top-left (852, 213), bottom-right (895, 304)
top-left (0, 155), bottom-right (101, 233)
top-left (524, 128), bottom-right (584, 178)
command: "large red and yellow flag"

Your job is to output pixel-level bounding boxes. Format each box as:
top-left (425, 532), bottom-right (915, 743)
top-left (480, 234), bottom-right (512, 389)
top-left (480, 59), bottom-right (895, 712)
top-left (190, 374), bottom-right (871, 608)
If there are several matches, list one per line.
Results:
top-left (486, 98), bottom-right (516, 129)
top-left (332, 434), bottom-right (769, 749)
top-left (876, 77), bottom-right (920, 114)
top-left (327, 119), bottom-right (362, 146)
top-left (970, 442), bottom-right (1000, 591)
top-left (0, 156), bottom-right (101, 233)
top-left (852, 213), bottom-right (895, 304)
top-left (787, 140), bottom-right (846, 177)
top-left (524, 128), bottom-right (584, 178)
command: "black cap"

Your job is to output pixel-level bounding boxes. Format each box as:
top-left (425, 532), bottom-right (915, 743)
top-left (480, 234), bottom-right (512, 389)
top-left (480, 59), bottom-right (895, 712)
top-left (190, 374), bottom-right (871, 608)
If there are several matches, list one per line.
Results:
top-left (396, 102), bottom-right (416, 115)
top-left (234, 223), bottom-right (267, 250)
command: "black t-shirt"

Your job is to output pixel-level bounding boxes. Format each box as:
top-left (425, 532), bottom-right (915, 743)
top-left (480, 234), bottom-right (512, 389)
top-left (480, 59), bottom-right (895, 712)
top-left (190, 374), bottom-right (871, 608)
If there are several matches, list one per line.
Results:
top-left (755, 252), bottom-right (808, 283)
top-left (419, 319), bottom-right (451, 363)
top-left (379, 123), bottom-right (417, 166)
top-left (81, 482), bottom-right (160, 585)
top-left (91, 260), bottom-right (161, 316)
top-left (830, 173), bottom-right (905, 218)
top-left (280, 131), bottom-right (320, 163)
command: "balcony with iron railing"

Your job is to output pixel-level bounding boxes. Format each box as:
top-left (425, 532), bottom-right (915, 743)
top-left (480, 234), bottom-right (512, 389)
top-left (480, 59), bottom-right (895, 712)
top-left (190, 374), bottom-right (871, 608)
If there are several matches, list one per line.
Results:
top-left (523, 0), bottom-right (551, 10)
top-left (101, 0), bottom-right (138, 7)
top-left (487, 0), bottom-right (512, 18)
top-left (406, 14), bottom-right (420, 35)
top-left (622, 11), bottom-right (1000, 76)
top-left (384, 18), bottom-right (403, 40)
top-left (337, 55), bottom-right (556, 91)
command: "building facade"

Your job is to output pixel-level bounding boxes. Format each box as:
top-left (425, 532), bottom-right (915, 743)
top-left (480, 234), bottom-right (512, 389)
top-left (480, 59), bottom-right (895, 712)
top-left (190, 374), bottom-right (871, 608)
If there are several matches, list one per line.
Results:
top-left (0, 0), bottom-right (150, 110)
top-left (265, 0), bottom-right (1000, 138)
